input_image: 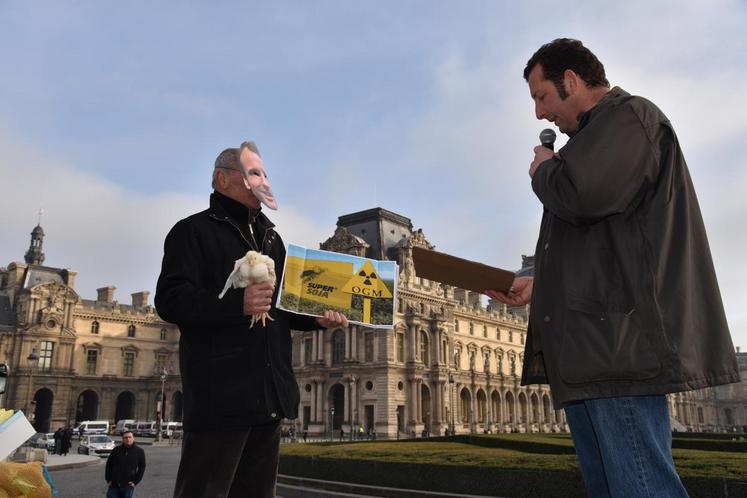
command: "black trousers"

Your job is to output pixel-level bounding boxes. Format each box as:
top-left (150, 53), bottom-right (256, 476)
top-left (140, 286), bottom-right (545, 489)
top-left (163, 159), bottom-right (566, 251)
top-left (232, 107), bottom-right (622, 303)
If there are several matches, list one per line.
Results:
top-left (173, 421), bottom-right (281, 498)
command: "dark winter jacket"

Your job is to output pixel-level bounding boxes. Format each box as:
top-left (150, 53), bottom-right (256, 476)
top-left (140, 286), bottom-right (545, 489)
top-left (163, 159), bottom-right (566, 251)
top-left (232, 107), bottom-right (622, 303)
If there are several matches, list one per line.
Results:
top-left (105, 443), bottom-right (146, 487)
top-left (522, 87), bottom-right (740, 407)
top-left (155, 192), bottom-right (319, 431)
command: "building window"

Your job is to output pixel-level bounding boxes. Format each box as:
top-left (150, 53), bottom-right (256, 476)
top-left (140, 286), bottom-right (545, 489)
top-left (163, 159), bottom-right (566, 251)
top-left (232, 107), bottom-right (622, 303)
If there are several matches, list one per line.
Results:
top-left (420, 331), bottom-right (429, 365)
top-left (123, 352), bottom-right (135, 377)
top-left (509, 355), bottom-right (516, 375)
top-left (508, 330), bottom-right (513, 343)
top-left (697, 406), bottom-right (704, 424)
top-left (332, 329), bottom-right (344, 365)
top-left (469, 322), bottom-right (474, 335)
top-left (128, 324), bottom-right (136, 338)
top-left (420, 303), bottom-right (425, 314)
top-left (304, 338), bottom-right (313, 364)
top-left (469, 350), bottom-right (475, 370)
top-left (396, 333), bottom-right (404, 362)
top-left (364, 332), bottom-right (374, 362)
top-left (442, 341), bottom-right (447, 364)
top-left (39, 341), bottom-right (54, 371)
top-left (520, 333), bottom-right (525, 345)
top-left (160, 328), bottom-right (167, 341)
top-left (454, 319), bottom-right (459, 332)
top-left (483, 325), bottom-right (487, 338)
top-left (496, 329), bottom-right (501, 341)
top-left (86, 350), bottom-right (98, 375)
top-left (455, 350), bottom-right (461, 370)
top-left (91, 320), bottom-right (99, 335)
top-left (156, 353), bottom-right (167, 372)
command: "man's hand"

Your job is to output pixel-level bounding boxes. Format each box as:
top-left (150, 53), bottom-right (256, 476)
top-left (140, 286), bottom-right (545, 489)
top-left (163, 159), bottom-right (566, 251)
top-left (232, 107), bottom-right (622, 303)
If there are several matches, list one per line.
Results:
top-left (316, 310), bottom-right (349, 329)
top-left (484, 277), bottom-right (534, 306)
top-left (243, 282), bottom-right (274, 315)
top-left (128, 481), bottom-right (135, 487)
top-left (529, 145), bottom-right (555, 177)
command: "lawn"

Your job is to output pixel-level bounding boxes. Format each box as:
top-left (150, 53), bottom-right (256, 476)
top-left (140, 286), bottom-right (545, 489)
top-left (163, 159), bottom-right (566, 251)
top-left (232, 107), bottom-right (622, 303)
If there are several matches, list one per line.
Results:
top-left (280, 433), bottom-right (747, 480)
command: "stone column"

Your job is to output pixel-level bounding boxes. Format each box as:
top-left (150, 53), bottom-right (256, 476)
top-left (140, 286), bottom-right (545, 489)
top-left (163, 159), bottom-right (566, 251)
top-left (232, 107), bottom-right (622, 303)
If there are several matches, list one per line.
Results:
top-left (317, 380), bottom-right (325, 423)
top-left (343, 382), bottom-right (349, 423)
top-left (409, 325), bottom-right (417, 362)
top-left (310, 381), bottom-right (317, 422)
top-left (410, 380), bottom-right (418, 424)
top-left (351, 326), bottom-right (358, 361)
top-left (311, 333), bottom-right (317, 365)
top-left (434, 380), bottom-right (442, 425)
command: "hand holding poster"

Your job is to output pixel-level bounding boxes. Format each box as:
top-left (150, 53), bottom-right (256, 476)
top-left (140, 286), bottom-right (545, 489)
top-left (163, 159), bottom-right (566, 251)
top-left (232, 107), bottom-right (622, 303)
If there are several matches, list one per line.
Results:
top-left (277, 244), bottom-right (397, 328)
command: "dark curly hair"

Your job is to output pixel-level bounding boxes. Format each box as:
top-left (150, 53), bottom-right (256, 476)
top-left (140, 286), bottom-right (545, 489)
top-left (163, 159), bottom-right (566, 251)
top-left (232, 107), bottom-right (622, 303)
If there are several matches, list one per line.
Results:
top-left (523, 38), bottom-right (609, 99)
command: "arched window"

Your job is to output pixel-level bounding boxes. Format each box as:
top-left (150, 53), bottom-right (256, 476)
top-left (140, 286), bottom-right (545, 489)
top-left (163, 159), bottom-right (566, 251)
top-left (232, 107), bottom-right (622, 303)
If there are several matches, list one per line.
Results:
top-left (128, 324), bottom-right (136, 338)
top-left (91, 320), bottom-right (99, 335)
top-left (332, 329), bottom-right (345, 365)
top-left (420, 331), bottom-right (429, 365)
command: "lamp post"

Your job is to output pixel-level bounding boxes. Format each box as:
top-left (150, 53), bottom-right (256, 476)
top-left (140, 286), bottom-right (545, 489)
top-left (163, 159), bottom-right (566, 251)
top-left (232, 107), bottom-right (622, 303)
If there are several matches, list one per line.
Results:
top-left (330, 407), bottom-right (335, 440)
top-left (156, 367), bottom-right (167, 442)
top-left (25, 348), bottom-right (39, 422)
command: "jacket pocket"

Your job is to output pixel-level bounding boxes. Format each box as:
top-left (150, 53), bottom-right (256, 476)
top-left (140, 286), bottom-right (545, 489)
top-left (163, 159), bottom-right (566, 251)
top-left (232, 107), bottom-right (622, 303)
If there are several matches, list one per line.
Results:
top-left (558, 294), bottom-right (661, 384)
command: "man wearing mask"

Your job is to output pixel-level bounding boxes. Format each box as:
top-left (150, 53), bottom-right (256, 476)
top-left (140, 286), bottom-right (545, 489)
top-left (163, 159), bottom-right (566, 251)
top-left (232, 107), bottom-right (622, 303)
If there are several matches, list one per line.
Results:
top-left (487, 39), bottom-right (740, 497)
top-left (156, 141), bottom-right (348, 498)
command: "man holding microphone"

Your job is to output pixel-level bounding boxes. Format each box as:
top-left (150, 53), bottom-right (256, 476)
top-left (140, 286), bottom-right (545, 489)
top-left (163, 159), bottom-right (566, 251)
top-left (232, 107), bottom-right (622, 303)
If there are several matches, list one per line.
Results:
top-left (487, 38), bottom-right (739, 497)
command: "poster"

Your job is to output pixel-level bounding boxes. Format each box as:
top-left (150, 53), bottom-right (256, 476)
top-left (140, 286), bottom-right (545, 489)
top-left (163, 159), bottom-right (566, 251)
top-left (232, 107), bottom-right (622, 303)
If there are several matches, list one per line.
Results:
top-left (277, 244), bottom-right (397, 328)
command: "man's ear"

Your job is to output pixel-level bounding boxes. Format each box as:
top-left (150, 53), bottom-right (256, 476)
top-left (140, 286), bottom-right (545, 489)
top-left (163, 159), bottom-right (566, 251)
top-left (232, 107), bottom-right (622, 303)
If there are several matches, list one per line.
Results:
top-left (563, 69), bottom-right (579, 96)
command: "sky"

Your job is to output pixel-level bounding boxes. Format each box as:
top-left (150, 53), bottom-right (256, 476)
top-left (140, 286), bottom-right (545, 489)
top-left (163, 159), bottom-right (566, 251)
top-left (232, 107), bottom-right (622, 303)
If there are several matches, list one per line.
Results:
top-left (1, 1), bottom-right (745, 349)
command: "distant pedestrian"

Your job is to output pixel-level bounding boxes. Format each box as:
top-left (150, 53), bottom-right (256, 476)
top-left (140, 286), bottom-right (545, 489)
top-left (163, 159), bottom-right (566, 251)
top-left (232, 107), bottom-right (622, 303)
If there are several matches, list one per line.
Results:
top-left (302, 430), bottom-right (307, 443)
top-left (53, 428), bottom-right (63, 455)
top-left (105, 431), bottom-right (146, 498)
top-left (60, 427), bottom-right (72, 456)
top-left (339, 428), bottom-right (344, 441)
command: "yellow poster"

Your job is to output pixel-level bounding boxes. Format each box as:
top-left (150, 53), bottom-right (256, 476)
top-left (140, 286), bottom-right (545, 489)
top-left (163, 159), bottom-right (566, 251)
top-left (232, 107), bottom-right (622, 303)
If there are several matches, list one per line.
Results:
top-left (278, 244), bottom-right (397, 328)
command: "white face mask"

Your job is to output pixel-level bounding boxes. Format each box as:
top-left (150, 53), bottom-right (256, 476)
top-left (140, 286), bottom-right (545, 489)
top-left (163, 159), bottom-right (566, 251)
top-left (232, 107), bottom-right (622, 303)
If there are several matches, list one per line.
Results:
top-left (239, 146), bottom-right (277, 210)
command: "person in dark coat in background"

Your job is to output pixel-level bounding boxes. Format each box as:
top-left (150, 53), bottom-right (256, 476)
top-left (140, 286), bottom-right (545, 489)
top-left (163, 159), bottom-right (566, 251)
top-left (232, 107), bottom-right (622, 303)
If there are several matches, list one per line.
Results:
top-left (488, 38), bottom-right (740, 498)
top-left (60, 426), bottom-right (72, 456)
top-left (155, 141), bottom-right (348, 498)
top-left (53, 427), bottom-right (63, 455)
top-left (105, 431), bottom-right (146, 498)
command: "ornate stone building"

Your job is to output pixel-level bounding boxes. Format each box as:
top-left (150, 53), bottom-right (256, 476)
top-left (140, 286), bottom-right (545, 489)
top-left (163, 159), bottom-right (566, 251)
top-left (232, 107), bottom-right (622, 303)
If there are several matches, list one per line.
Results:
top-left (293, 208), bottom-right (565, 437)
top-left (2, 211), bottom-right (742, 437)
top-left (0, 223), bottom-right (182, 432)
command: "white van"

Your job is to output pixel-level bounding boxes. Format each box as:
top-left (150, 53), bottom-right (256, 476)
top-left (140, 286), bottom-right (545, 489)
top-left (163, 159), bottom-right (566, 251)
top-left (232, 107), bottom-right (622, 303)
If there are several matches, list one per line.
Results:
top-left (135, 421), bottom-right (157, 437)
top-left (160, 421), bottom-right (183, 438)
top-left (75, 420), bottom-right (110, 436)
top-left (114, 419), bottom-right (136, 435)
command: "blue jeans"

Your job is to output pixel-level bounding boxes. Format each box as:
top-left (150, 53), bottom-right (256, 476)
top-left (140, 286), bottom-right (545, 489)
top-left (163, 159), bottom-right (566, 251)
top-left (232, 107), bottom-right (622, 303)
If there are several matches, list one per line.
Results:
top-left (565, 395), bottom-right (689, 498)
top-left (106, 485), bottom-right (134, 498)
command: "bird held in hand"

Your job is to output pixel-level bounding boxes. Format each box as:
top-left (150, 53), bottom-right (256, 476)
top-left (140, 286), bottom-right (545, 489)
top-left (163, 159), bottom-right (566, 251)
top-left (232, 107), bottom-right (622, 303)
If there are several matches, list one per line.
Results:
top-left (218, 250), bottom-right (276, 327)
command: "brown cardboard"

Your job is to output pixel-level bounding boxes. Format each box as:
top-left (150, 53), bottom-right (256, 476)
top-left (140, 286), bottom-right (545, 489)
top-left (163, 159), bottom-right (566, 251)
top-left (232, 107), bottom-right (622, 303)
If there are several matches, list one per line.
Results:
top-left (411, 246), bottom-right (515, 293)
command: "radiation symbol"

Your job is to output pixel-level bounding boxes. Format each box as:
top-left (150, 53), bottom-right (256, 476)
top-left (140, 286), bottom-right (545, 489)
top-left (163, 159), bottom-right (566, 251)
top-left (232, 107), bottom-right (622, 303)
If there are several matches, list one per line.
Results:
top-left (359, 269), bottom-right (377, 286)
top-left (342, 261), bottom-right (392, 298)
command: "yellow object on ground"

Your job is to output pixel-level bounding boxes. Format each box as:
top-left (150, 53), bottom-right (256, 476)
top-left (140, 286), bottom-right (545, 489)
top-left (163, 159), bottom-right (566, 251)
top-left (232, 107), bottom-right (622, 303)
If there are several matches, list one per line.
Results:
top-left (0, 462), bottom-right (53, 498)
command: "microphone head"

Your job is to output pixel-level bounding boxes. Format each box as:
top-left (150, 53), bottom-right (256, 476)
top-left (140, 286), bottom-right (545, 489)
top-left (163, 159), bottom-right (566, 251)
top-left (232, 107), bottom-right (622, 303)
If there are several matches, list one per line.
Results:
top-left (539, 128), bottom-right (557, 150)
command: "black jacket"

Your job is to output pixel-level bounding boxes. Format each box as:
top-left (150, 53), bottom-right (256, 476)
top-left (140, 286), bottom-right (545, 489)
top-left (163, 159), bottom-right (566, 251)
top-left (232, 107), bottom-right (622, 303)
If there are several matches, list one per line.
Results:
top-left (155, 192), bottom-right (319, 431)
top-left (522, 87), bottom-right (740, 407)
top-left (105, 443), bottom-right (145, 486)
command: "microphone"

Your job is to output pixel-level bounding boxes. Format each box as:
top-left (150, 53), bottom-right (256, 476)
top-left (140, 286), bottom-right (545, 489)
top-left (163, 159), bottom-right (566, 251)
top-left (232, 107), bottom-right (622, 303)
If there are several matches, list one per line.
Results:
top-left (539, 129), bottom-right (557, 151)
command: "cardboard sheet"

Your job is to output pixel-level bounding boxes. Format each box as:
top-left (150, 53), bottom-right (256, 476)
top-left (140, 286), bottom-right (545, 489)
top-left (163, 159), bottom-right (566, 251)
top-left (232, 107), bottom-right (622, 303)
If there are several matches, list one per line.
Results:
top-left (411, 246), bottom-right (515, 294)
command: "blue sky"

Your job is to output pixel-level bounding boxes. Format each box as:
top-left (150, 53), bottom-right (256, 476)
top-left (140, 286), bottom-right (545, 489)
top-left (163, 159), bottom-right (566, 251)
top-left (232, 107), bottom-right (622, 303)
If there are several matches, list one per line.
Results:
top-left (1, 1), bottom-right (745, 348)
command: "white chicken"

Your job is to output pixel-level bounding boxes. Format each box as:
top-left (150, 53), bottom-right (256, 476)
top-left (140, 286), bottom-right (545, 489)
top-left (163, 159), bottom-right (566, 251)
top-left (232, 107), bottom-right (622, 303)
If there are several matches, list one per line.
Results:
top-left (218, 250), bottom-right (276, 327)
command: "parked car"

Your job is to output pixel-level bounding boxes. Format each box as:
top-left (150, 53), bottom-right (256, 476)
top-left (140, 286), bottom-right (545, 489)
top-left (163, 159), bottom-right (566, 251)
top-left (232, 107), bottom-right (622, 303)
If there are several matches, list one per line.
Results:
top-left (73, 420), bottom-right (110, 437)
top-left (160, 421), bottom-right (183, 438)
top-left (114, 419), bottom-right (136, 435)
top-left (32, 432), bottom-right (56, 451)
top-left (134, 421), bottom-right (157, 437)
top-left (77, 435), bottom-right (115, 456)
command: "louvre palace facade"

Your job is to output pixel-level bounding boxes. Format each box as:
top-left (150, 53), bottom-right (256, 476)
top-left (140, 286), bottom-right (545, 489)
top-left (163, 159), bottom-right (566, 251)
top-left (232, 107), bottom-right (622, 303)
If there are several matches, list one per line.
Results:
top-left (1, 209), bottom-right (744, 436)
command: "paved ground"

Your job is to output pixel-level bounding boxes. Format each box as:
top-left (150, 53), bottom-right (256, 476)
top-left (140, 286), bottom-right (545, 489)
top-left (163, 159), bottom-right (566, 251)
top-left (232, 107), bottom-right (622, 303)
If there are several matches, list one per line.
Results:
top-left (50, 445), bottom-right (180, 498)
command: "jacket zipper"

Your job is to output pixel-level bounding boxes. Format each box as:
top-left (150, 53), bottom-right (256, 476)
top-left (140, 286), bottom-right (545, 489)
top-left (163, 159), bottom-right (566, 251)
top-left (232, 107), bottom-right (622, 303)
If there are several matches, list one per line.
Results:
top-left (209, 214), bottom-right (271, 254)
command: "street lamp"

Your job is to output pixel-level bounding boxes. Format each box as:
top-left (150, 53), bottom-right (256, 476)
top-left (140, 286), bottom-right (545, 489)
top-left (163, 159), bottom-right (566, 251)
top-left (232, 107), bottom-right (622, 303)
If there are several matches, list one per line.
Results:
top-left (156, 367), bottom-right (167, 442)
top-left (330, 407), bottom-right (335, 440)
top-left (25, 348), bottom-right (39, 422)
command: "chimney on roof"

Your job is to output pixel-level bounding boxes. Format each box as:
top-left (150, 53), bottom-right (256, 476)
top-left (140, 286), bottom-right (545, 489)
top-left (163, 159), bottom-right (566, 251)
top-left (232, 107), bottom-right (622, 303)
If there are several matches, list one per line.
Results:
top-left (131, 291), bottom-right (150, 308)
top-left (96, 286), bottom-right (116, 303)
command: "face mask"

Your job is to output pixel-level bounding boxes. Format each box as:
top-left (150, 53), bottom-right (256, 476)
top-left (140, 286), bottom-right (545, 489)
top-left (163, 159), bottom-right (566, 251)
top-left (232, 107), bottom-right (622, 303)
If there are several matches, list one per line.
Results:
top-left (239, 146), bottom-right (277, 210)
